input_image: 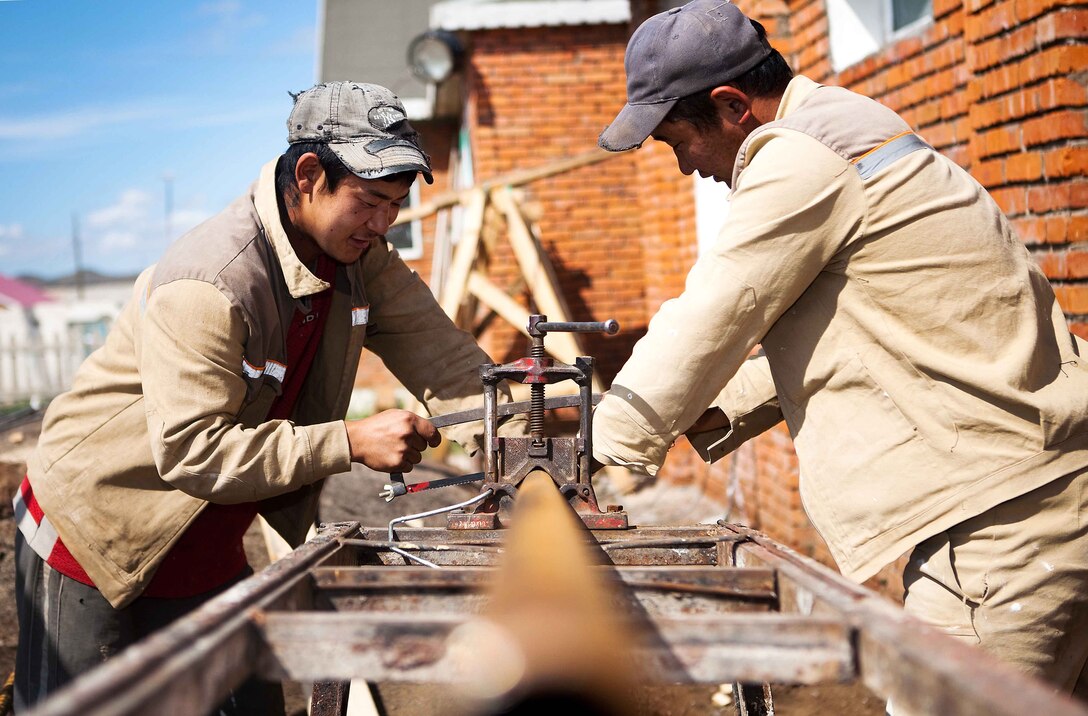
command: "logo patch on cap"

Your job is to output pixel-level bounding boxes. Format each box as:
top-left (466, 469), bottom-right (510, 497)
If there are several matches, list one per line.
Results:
top-left (369, 105), bottom-right (407, 131)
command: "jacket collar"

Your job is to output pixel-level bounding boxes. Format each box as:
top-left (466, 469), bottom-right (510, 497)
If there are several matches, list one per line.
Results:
top-left (774, 74), bottom-right (822, 121)
top-left (253, 159), bottom-right (333, 300)
top-left (732, 75), bottom-right (822, 186)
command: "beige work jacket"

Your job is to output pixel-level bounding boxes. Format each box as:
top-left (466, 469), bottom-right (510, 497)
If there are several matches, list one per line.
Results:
top-left (29, 160), bottom-right (512, 607)
top-left (592, 76), bottom-right (1088, 583)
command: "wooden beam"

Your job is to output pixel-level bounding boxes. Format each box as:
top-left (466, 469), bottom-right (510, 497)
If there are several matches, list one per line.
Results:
top-left (466, 271), bottom-right (531, 338)
top-left (437, 188), bottom-right (487, 319)
top-left (392, 148), bottom-right (624, 225)
top-left (490, 188), bottom-right (586, 370)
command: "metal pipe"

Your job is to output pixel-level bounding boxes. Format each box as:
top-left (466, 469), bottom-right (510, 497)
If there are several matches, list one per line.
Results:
top-left (534, 319), bottom-right (619, 335)
top-left (387, 490), bottom-right (494, 568)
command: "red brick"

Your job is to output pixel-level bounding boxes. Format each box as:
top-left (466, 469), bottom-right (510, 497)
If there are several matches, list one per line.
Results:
top-left (1069, 215), bottom-right (1088, 242)
top-left (1007, 151), bottom-right (1045, 181)
top-left (1036, 249), bottom-right (1065, 277)
top-left (1024, 45), bottom-right (1088, 84)
top-left (1066, 248), bottom-right (1088, 277)
top-left (965, 0), bottom-right (1018, 42)
top-left (1016, 0), bottom-right (1083, 23)
top-left (1014, 216), bottom-right (1048, 243)
top-left (972, 157), bottom-right (1006, 186)
top-left (1023, 110), bottom-right (1088, 147)
top-left (993, 186), bottom-right (1030, 215)
top-left (1054, 284), bottom-right (1088, 314)
top-left (1045, 146), bottom-right (1088, 180)
top-left (1045, 216), bottom-right (1070, 243)
top-left (1028, 184), bottom-right (1070, 213)
top-left (971, 125), bottom-right (1021, 157)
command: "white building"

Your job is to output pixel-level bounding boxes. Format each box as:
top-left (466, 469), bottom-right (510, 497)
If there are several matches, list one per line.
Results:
top-left (0, 272), bottom-right (136, 407)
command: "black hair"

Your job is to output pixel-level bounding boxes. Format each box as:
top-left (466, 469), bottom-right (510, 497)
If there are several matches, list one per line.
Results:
top-left (275, 143), bottom-right (354, 203)
top-left (664, 20), bottom-right (794, 131)
top-left (276, 142), bottom-right (420, 209)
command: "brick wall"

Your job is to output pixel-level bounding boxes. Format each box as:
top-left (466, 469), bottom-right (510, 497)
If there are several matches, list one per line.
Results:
top-left (353, 23), bottom-right (677, 400)
top-left (464, 23), bottom-right (657, 378)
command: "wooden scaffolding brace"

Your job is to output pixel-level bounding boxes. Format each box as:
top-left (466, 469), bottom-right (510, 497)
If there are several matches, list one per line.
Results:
top-left (392, 149), bottom-right (622, 395)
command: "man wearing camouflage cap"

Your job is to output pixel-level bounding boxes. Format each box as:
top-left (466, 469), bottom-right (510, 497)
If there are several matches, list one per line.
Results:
top-left (14, 82), bottom-right (522, 713)
top-left (591, 1), bottom-right (1088, 709)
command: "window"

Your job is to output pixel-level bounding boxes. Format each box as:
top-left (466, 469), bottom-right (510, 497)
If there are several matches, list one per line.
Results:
top-left (386, 180), bottom-right (423, 260)
top-left (694, 175), bottom-right (731, 257)
top-left (827, 0), bottom-right (932, 71)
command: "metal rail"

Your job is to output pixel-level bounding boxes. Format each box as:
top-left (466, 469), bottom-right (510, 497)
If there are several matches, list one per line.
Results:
top-left (24, 519), bottom-right (1088, 716)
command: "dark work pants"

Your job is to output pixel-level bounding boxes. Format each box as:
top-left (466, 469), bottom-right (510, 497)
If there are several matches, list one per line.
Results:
top-left (14, 530), bottom-right (285, 715)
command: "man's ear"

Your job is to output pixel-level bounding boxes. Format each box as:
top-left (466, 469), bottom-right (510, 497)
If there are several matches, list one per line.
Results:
top-left (294, 152), bottom-right (324, 196)
top-left (709, 86), bottom-right (754, 126)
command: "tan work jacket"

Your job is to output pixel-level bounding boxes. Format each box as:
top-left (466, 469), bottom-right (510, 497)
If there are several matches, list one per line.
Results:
top-left (592, 76), bottom-right (1088, 583)
top-left (29, 160), bottom-right (510, 607)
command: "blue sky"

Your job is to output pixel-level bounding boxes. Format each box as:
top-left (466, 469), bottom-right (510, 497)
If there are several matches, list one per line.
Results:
top-left (0, 0), bottom-right (318, 279)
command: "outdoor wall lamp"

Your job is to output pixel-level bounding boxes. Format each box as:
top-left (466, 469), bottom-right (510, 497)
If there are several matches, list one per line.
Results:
top-left (407, 29), bottom-right (464, 84)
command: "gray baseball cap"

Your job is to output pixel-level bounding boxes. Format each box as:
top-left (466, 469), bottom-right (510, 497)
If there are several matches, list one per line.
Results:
top-left (287, 82), bottom-right (434, 184)
top-left (598, 0), bottom-right (772, 152)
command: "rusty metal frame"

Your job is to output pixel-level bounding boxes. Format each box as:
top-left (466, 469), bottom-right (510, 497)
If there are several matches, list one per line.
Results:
top-left (26, 519), bottom-right (1088, 716)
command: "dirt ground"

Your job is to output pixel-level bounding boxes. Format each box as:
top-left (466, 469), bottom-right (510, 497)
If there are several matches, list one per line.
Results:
top-left (0, 416), bottom-right (885, 716)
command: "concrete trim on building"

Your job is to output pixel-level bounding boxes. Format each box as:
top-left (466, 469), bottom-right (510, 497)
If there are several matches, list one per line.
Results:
top-left (431, 0), bottom-right (630, 31)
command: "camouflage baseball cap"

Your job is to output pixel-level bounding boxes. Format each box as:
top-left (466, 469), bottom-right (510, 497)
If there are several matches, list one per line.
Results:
top-left (287, 82), bottom-right (434, 184)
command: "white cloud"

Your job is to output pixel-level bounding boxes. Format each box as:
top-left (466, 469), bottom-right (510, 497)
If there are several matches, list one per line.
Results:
top-left (171, 207), bottom-right (211, 232)
top-left (267, 25), bottom-right (316, 57)
top-left (177, 104), bottom-right (281, 129)
top-left (98, 230), bottom-right (141, 252)
top-left (0, 223), bottom-right (24, 240)
top-left (194, 1), bottom-right (267, 53)
top-left (86, 189), bottom-right (154, 229)
top-left (0, 224), bottom-right (22, 259)
top-left (82, 188), bottom-right (211, 265)
top-left (0, 104), bottom-right (171, 141)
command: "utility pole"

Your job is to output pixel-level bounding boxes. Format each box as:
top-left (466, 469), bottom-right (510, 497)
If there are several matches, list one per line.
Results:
top-left (71, 212), bottom-right (84, 300)
top-left (163, 173), bottom-right (174, 254)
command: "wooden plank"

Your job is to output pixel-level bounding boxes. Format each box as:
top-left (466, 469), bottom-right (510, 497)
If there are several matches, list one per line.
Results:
top-left (465, 271), bottom-right (531, 337)
top-left (254, 611), bottom-right (855, 686)
top-left (490, 187), bottom-right (585, 368)
top-left (437, 188), bottom-right (486, 319)
top-left (392, 149), bottom-right (622, 225)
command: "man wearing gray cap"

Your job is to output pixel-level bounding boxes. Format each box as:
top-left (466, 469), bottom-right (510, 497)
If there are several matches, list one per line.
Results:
top-left (592, 0), bottom-right (1088, 705)
top-left (14, 81), bottom-right (522, 713)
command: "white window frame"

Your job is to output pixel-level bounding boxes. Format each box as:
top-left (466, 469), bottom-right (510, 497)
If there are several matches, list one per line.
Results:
top-left (827, 0), bottom-right (933, 72)
top-left (694, 175), bottom-right (731, 257)
top-left (387, 181), bottom-right (424, 261)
